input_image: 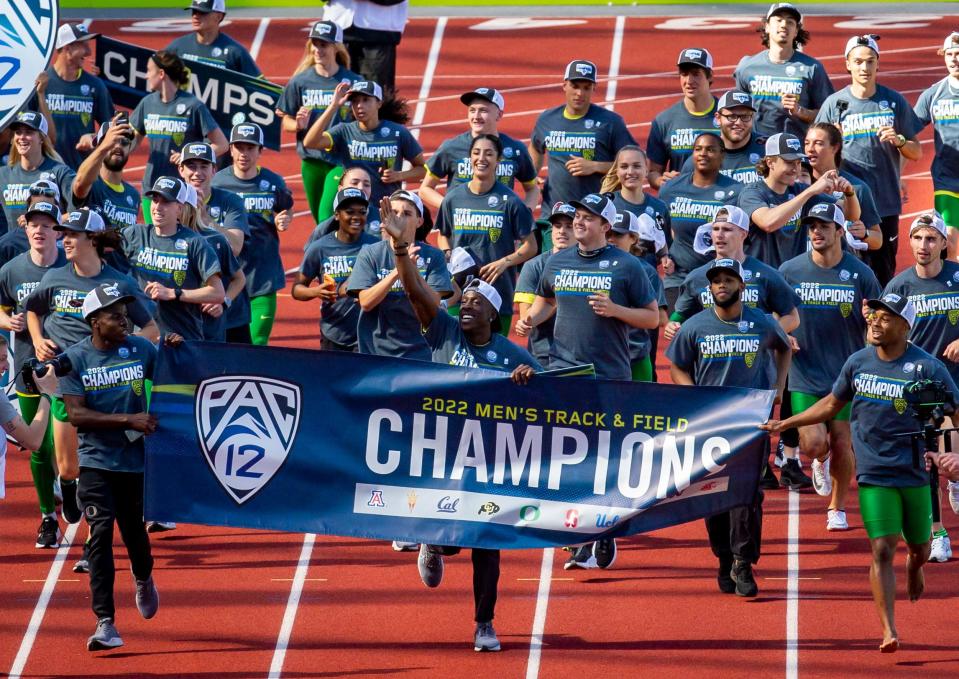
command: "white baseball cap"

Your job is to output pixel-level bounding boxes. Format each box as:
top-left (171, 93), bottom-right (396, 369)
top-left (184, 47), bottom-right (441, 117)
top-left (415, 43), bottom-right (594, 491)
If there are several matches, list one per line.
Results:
top-left (636, 213), bottom-right (666, 253)
top-left (942, 32), bottom-right (959, 51)
top-left (55, 23), bottom-right (99, 50)
top-left (909, 211), bottom-right (948, 239)
top-left (845, 34), bottom-right (880, 58)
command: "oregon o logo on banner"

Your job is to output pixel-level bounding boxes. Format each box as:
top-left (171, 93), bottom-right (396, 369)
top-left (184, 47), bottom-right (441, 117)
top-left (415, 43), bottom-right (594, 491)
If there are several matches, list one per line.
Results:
top-left (0, 0), bottom-right (59, 132)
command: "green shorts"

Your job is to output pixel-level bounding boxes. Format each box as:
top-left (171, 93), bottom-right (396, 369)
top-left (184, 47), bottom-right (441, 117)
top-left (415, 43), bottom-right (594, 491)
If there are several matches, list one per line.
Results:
top-left (791, 391), bottom-right (851, 421)
top-left (858, 484), bottom-right (933, 544)
top-left (934, 191), bottom-right (959, 230)
top-left (50, 395), bottom-right (69, 423)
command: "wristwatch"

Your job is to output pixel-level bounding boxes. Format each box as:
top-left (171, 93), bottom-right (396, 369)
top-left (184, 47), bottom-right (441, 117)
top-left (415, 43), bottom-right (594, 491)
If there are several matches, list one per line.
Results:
top-left (896, 134), bottom-right (907, 148)
top-left (223, 295), bottom-right (232, 308)
top-left (174, 287), bottom-right (183, 300)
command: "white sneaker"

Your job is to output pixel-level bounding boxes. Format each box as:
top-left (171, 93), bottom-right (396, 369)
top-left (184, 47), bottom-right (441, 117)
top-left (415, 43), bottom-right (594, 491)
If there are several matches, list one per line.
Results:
top-left (929, 534), bottom-right (953, 563)
top-left (392, 541), bottom-right (419, 552)
top-left (146, 521), bottom-right (176, 533)
top-left (826, 509), bottom-right (848, 531)
top-left (812, 457), bottom-right (832, 497)
top-left (948, 481), bottom-right (959, 515)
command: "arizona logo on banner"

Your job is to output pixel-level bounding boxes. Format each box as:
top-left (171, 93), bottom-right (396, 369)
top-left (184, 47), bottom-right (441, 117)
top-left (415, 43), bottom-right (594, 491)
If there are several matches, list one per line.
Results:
top-left (0, 0), bottom-right (59, 131)
top-left (145, 342), bottom-right (775, 550)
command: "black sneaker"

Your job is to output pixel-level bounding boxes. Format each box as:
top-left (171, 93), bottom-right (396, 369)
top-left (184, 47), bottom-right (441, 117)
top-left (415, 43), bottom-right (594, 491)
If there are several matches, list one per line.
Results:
top-left (717, 558), bottom-right (735, 594)
top-left (593, 538), bottom-right (617, 569)
top-left (563, 544), bottom-right (597, 570)
top-left (73, 541), bottom-right (91, 574)
top-left (36, 516), bottom-right (61, 549)
top-left (61, 480), bottom-right (82, 524)
top-left (760, 463), bottom-right (780, 490)
top-left (779, 458), bottom-right (813, 490)
top-left (731, 559), bottom-right (758, 597)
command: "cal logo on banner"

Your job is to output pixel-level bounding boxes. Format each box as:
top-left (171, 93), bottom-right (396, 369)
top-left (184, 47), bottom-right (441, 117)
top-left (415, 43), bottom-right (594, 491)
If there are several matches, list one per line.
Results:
top-left (0, 0), bottom-right (59, 131)
top-left (146, 342), bottom-right (774, 550)
top-left (94, 35), bottom-right (283, 150)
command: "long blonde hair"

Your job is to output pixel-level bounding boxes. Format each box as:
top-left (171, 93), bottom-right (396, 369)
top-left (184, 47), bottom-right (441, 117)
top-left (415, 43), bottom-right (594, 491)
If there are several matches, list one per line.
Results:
top-left (8, 133), bottom-right (63, 167)
top-left (600, 145), bottom-right (646, 194)
top-left (293, 40), bottom-right (351, 77)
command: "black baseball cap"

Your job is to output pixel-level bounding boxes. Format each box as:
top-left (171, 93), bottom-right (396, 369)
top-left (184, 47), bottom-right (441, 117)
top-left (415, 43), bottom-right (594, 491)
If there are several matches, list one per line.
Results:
top-left (564, 60), bottom-right (597, 83)
top-left (333, 187), bottom-right (369, 211)
top-left (9, 111), bottom-right (48, 136)
top-left (459, 87), bottom-right (505, 111)
top-left (180, 141), bottom-right (217, 164)
top-left (24, 201), bottom-right (62, 223)
top-left (94, 113), bottom-right (134, 147)
top-left (55, 208), bottom-right (108, 234)
top-left (867, 293), bottom-right (916, 329)
top-left (706, 258), bottom-right (745, 283)
top-left (230, 123), bottom-right (264, 147)
top-left (801, 201), bottom-right (845, 227)
top-left (347, 81), bottom-right (383, 102)
top-left (82, 283), bottom-right (136, 321)
top-left (547, 202), bottom-right (576, 224)
top-left (309, 20), bottom-right (343, 44)
top-left (765, 132), bottom-right (807, 160)
top-left (767, 3), bottom-right (802, 22)
top-left (570, 194), bottom-right (617, 224)
top-left (717, 90), bottom-right (756, 112)
top-left (145, 176), bottom-right (189, 204)
top-left (678, 47), bottom-right (714, 70)
top-left (186, 0), bottom-right (226, 14)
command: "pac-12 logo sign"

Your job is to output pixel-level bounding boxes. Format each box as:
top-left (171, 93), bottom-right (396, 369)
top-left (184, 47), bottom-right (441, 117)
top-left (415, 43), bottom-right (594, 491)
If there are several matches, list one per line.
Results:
top-left (0, 0), bottom-right (59, 131)
top-left (195, 376), bottom-right (301, 505)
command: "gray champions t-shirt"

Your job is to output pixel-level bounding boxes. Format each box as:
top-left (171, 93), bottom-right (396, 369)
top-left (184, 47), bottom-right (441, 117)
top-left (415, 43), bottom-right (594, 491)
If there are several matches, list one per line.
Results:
top-left (659, 172), bottom-right (743, 287)
top-left (326, 120), bottom-right (423, 205)
top-left (0, 158), bottom-right (76, 234)
top-left (130, 90), bottom-right (220, 192)
top-left (815, 84), bottom-right (922, 218)
top-left (347, 239), bottom-right (453, 361)
top-left (435, 182), bottom-right (533, 314)
top-left (779, 251), bottom-right (880, 395)
top-left (914, 77), bottom-right (959, 193)
top-left (645, 97), bottom-right (719, 173)
top-left (681, 134), bottom-right (767, 185)
top-left (884, 261), bottom-right (959, 383)
top-left (0, 249), bottom-right (67, 392)
top-left (674, 255), bottom-right (798, 321)
top-left (60, 335), bottom-right (156, 474)
top-left (425, 310), bottom-right (543, 372)
top-left (25, 263), bottom-right (154, 352)
top-left (832, 343), bottom-right (958, 487)
top-left (165, 31), bottom-right (262, 76)
top-left (734, 50), bottom-right (834, 138)
top-left (300, 230), bottom-right (378, 347)
top-left (514, 250), bottom-right (554, 367)
top-left (277, 65), bottom-right (362, 164)
top-left (538, 244), bottom-right (654, 381)
top-left (666, 303), bottom-right (789, 389)
top-left (530, 103), bottom-right (635, 207)
top-left (122, 223), bottom-right (221, 339)
top-left (33, 67), bottom-right (114, 170)
top-left (739, 179), bottom-right (825, 268)
top-left (427, 131), bottom-right (537, 192)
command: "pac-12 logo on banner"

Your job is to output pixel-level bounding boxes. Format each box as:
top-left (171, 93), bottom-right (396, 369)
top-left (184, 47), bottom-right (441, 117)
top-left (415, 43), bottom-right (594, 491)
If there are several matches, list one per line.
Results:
top-left (195, 376), bottom-right (301, 505)
top-left (0, 0), bottom-right (59, 131)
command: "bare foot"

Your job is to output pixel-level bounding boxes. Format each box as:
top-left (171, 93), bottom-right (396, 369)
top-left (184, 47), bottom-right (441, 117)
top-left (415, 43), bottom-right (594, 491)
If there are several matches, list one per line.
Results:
top-left (880, 637), bottom-right (899, 653)
top-left (907, 562), bottom-right (925, 602)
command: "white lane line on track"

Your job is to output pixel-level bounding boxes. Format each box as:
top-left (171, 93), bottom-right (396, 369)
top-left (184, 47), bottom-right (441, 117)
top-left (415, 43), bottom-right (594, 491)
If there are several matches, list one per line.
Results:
top-left (785, 490), bottom-right (800, 679)
top-left (8, 523), bottom-right (79, 679)
top-left (250, 18), bottom-right (271, 61)
top-left (525, 547), bottom-right (555, 679)
top-left (411, 17), bottom-right (448, 141)
top-left (605, 16), bottom-right (626, 111)
top-left (268, 533), bottom-right (316, 679)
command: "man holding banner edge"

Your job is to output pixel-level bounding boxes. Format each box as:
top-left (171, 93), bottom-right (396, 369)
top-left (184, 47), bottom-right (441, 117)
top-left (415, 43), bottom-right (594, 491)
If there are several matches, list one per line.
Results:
top-left (381, 194), bottom-right (540, 653)
top-left (668, 258), bottom-right (791, 597)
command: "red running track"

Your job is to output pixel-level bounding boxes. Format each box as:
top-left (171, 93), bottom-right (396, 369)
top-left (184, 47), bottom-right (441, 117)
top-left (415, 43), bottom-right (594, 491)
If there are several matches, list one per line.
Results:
top-left (2, 13), bottom-right (959, 678)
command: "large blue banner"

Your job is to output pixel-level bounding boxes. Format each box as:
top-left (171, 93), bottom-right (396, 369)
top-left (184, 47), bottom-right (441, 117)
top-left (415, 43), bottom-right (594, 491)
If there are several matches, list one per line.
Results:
top-left (144, 342), bottom-right (775, 549)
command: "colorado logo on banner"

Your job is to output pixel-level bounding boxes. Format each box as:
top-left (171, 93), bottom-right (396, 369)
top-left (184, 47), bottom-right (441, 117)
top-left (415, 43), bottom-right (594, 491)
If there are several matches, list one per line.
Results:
top-left (195, 375), bottom-right (301, 505)
top-left (0, 0), bottom-right (59, 131)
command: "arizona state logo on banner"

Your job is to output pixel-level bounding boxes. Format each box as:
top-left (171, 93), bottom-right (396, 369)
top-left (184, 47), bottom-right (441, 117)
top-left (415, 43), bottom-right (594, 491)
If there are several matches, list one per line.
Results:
top-left (0, 0), bottom-right (59, 131)
top-left (195, 375), bottom-right (301, 504)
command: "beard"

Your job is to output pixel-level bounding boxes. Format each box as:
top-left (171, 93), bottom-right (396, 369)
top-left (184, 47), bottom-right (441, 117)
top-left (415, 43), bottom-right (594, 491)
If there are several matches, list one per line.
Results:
top-left (714, 286), bottom-right (741, 309)
top-left (103, 152), bottom-right (129, 172)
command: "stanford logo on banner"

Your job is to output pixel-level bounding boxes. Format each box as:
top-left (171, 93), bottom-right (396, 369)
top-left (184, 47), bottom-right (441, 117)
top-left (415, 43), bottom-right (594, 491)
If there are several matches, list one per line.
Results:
top-left (196, 376), bottom-right (301, 505)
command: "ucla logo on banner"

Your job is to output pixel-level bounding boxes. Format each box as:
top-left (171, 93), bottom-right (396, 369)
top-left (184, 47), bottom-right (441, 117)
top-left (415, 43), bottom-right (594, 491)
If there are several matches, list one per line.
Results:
top-left (195, 375), bottom-right (301, 505)
top-left (0, 0), bottom-right (59, 132)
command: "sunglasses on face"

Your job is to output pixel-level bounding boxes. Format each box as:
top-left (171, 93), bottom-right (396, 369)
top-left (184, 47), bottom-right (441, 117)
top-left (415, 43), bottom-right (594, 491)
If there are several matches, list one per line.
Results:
top-left (29, 186), bottom-right (57, 198)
